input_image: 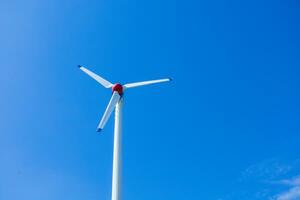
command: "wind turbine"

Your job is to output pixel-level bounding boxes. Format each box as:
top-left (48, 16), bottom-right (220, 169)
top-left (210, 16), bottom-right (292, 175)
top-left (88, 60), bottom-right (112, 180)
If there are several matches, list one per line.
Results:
top-left (78, 65), bottom-right (171, 200)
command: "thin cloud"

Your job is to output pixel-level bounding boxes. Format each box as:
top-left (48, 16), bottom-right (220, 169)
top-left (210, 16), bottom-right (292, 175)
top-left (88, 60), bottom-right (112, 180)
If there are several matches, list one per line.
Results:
top-left (277, 176), bottom-right (300, 186)
top-left (219, 159), bottom-right (300, 200)
top-left (241, 158), bottom-right (293, 180)
top-left (275, 186), bottom-right (300, 200)
top-left (272, 176), bottom-right (300, 200)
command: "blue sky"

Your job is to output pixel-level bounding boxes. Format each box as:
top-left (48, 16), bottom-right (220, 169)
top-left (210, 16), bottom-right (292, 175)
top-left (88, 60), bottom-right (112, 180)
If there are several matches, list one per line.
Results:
top-left (1, 0), bottom-right (300, 199)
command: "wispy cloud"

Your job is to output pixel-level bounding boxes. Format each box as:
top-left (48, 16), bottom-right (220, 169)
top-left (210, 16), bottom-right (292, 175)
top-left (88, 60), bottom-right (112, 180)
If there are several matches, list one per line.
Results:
top-left (272, 176), bottom-right (300, 200)
top-left (241, 158), bottom-right (294, 181)
top-left (219, 158), bottom-right (300, 200)
top-left (276, 176), bottom-right (300, 186)
top-left (275, 186), bottom-right (300, 200)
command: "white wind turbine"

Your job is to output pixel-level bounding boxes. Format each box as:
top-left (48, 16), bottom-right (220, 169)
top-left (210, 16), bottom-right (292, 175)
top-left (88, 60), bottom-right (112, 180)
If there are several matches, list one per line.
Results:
top-left (78, 65), bottom-right (171, 200)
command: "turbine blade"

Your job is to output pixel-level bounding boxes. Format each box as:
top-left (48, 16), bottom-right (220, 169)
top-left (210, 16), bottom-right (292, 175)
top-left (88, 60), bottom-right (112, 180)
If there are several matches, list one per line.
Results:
top-left (124, 78), bottom-right (172, 89)
top-left (97, 91), bottom-right (121, 132)
top-left (78, 65), bottom-right (113, 88)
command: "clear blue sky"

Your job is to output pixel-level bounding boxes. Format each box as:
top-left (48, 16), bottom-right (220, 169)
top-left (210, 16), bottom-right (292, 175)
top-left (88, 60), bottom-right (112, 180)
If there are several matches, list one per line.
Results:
top-left (1, 0), bottom-right (300, 200)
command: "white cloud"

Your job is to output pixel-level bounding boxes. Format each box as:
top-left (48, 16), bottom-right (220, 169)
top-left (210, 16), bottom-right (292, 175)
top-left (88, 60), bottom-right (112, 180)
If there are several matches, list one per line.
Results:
top-left (273, 176), bottom-right (300, 200)
top-left (219, 159), bottom-right (300, 200)
top-left (241, 158), bottom-right (294, 182)
top-left (276, 186), bottom-right (300, 200)
top-left (277, 176), bottom-right (300, 187)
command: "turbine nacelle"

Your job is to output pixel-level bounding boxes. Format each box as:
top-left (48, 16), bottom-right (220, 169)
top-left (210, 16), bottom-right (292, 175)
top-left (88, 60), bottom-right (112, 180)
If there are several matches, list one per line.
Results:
top-left (112, 83), bottom-right (123, 96)
top-left (78, 65), bottom-right (172, 132)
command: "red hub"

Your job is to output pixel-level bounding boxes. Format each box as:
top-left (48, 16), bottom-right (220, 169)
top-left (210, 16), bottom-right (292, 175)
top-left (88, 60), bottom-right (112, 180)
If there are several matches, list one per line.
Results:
top-left (112, 83), bottom-right (123, 95)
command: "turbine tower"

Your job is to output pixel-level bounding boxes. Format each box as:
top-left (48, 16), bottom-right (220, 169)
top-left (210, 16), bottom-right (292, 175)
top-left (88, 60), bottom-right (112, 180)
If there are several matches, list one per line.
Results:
top-left (78, 65), bottom-right (171, 200)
